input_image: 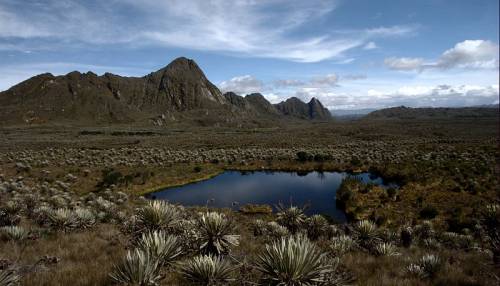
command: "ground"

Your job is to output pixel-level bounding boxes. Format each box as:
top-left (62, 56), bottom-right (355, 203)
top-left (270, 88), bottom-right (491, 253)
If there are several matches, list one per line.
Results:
top-left (0, 116), bottom-right (498, 285)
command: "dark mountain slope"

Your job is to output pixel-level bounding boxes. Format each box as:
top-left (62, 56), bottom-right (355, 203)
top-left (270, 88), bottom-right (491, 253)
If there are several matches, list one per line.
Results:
top-left (364, 106), bottom-right (499, 120)
top-left (0, 57), bottom-right (331, 126)
top-left (274, 97), bottom-right (331, 120)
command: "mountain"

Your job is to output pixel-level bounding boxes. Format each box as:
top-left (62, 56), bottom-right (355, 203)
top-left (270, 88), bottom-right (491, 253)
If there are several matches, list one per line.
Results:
top-left (0, 57), bottom-right (331, 126)
top-left (364, 105), bottom-right (499, 120)
top-left (274, 97), bottom-right (331, 120)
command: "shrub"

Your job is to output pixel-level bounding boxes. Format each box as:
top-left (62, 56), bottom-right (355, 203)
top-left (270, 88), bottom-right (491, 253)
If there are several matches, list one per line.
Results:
top-left (414, 221), bottom-right (435, 240)
top-left (110, 249), bottom-right (161, 286)
top-left (266, 221), bottom-right (290, 240)
top-left (194, 212), bottom-right (239, 255)
top-left (400, 226), bottom-right (413, 248)
top-left (179, 255), bottom-right (234, 285)
top-left (0, 210), bottom-right (20, 227)
top-left (329, 235), bottom-right (356, 257)
top-left (136, 201), bottom-right (181, 232)
top-left (296, 151), bottom-right (313, 162)
top-left (276, 205), bottom-right (306, 234)
top-left (255, 234), bottom-right (331, 285)
top-left (306, 215), bottom-right (329, 240)
top-left (252, 219), bottom-right (267, 236)
top-left (419, 205), bottom-right (438, 219)
top-left (137, 231), bottom-right (183, 266)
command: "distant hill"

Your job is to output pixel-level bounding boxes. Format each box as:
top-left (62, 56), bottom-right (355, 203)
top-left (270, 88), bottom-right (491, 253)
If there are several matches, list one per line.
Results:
top-left (364, 105), bottom-right (499, 120)
top-left (274, 97), bottom-right (331, 120)
top-left (0, 57), bottom-right (331, 126)
top-left (331, 108), bottom-right (376, 117)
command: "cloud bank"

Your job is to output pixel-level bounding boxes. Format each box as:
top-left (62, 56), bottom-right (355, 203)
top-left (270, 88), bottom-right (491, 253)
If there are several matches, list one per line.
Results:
top-left (385, 40), bottom-right (499, 71)
top-left (0, 0), bottom-right (416, 62)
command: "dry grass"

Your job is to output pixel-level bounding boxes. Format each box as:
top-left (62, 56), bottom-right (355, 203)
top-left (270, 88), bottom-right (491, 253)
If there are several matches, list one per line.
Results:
top-left (0, 225), bottom-right (124, 286)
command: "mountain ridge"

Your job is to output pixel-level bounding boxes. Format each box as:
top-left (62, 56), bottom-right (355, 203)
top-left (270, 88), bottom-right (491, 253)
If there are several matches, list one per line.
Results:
top-left (0, 57), bottom-right (331, 126)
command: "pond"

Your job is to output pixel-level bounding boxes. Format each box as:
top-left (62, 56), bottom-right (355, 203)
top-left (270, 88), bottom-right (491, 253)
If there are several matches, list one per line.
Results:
top-left (145, 171), bottom-right (397, 222)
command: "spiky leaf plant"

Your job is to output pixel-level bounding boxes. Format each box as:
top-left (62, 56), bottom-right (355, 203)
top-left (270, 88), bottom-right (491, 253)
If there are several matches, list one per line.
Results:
top-left (110, 249), bottom-right (161, 286)
top-left (418, 254), bottom-right (442, 278)
top-left (276, 205), bottom-right (306, 234)
top-left (252, 219), bottom-right (267, 236)
top-left (74, 208), bottom-right (96, 229)
top-left (406, 264), bottom-right (425, 278)
top-left (255, 234), bottom-right (332, 285)
top-left (194, 212), bottom-right (239, 255)
top-left (136, 201), bottom-right (181, 232)
top-left (329, 235), bottom-right (357, 257)
top-left (306, 215), bottom-right (329, 240)
top-left (137, 231), bottom-right (183, 266)
top-left (373, 242), bottom-right (400, 256)
top-left (351, 220), bottom-right (380, 248)
top-left (0, 269), bottom-right (20, 286)
top-left (266, 222), bottom-right (290, 240)
top-left (47, 208), bottom-right (77, 231)
top-left (179, 255), bottom-right (234, 285)
top-left (0, 226), bottom-right (29, 242)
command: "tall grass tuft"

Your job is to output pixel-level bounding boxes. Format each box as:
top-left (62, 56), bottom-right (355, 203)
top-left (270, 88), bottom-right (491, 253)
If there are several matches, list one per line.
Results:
top-left (110, 249), bottom-right (161, 286)
top-left (179, 255), bottom-right (234, 285)
top-left (255, 234), bottom-right (332, 285)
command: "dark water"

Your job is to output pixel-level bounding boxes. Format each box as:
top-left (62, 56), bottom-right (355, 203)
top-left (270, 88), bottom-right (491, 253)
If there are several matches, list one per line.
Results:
top-left (146, 171), bottom-right (397, 222)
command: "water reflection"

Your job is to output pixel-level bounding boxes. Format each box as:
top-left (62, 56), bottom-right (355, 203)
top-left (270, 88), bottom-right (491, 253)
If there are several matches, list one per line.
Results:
top-left (146, 171), bottom-right (396, 222)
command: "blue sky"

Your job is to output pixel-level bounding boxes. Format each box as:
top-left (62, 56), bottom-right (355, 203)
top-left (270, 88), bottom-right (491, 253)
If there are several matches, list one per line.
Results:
top-left (0, 0), bottom-right (498, 109)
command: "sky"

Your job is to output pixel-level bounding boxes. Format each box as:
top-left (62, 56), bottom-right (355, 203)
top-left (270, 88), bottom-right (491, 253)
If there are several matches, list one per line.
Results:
top-left (0, 0), bottom-right (498, 110)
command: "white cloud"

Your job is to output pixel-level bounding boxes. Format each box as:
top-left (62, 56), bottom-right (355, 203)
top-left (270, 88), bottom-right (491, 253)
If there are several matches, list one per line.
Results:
top-left (364, 25), bottom-right (418, 37)
top-left (363, 41), bottom-right (377, 50)
top-left (385, 40), bottom-right (499, 71)
top-left (437, 40), bottom-right (499, 69)
top-left (384, 57), bottom-right (425, 71)
top-left (0, 0), bottom-right (417, 62)
top-left (273, 79), bottom-right (306, 87)
top-left (310, 84), bottom-right (499, 109)
top-left (311, 74), bottom-right (339, 86)
top-left (218, 75), bottom-right (264, 95)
